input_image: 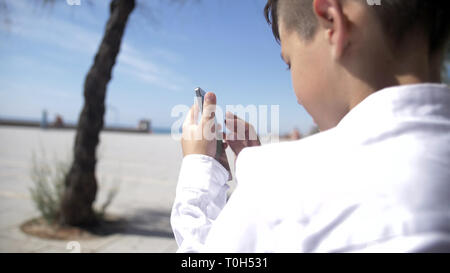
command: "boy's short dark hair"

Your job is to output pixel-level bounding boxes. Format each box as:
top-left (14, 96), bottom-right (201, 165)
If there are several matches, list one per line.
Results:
top-left (264, 0), bottom-right (450, 54)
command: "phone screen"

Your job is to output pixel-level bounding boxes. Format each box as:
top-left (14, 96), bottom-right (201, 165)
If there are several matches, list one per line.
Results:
top-left (195, 87), bottom-right (206, 113)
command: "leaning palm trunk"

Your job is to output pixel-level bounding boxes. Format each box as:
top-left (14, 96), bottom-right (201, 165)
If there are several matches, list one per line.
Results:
top-left (60, 0), bottom-right (135, 226)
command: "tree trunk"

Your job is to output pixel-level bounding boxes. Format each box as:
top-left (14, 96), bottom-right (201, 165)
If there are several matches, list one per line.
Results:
top-left (60, 0), bottom-right (135, 226)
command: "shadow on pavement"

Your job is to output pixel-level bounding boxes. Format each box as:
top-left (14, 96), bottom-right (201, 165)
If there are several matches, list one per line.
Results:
top-left (89, 208), bottom-right (174, 239)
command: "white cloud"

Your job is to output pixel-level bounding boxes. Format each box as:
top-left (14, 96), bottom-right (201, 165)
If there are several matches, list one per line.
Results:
top-left (116, 43), bottom-right (190, 91)
top-left (0, 11), bottom-right (101, 55)
top-left (1, 0), bottom-right (191, 92)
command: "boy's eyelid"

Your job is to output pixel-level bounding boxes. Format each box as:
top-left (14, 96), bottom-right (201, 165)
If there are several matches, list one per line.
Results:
top-left (280, 53), bottom-right (291, 70)
top-left (280, 53), bottom-right (287, 64)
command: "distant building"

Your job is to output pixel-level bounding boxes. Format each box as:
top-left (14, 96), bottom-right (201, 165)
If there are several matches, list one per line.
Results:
top-left (138, 119), bottom-right (152, 133)
top-left (41, 110), bottom-right (48, 129)
top-left (54, 114), bottom-right (64, 128)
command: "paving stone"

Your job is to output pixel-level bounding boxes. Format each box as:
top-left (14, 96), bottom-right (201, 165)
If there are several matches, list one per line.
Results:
top-left (0, 236), bottom-right (49, 253)
top-left (97, 235), bottom-right (177, 253)
top-left (0, 127), bottom-right (182, 253)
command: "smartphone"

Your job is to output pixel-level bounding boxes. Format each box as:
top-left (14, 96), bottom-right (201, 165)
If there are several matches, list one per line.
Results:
top-left (195, 87), bottom-right (223, 158)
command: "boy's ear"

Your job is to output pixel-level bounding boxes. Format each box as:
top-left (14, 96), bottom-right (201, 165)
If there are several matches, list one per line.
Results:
top-left (313, 0), bottom-right (350, 59)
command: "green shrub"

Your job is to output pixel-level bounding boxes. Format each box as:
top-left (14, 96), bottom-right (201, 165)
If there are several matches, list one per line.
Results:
top-left (29, 150), bottom-right (119, 225)
top-left (29, 152), bottom-right (68, 224)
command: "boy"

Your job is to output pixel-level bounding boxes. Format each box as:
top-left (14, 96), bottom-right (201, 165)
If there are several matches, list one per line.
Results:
top-left (171, 0), bottom-right (450, 252)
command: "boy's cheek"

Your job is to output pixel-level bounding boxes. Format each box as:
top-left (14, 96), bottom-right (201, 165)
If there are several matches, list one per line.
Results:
top-left (291, 69), bottom-right (315, 107)
top-left (291, 68), bottom-right (327, 126)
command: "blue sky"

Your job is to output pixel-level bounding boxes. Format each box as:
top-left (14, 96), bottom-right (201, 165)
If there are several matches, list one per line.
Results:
top-left (0, 0), bottom-right (315, 135)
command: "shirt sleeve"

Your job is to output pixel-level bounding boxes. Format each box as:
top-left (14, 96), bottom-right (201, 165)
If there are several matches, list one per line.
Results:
top-left (170, 154), bottom-right (230, 253)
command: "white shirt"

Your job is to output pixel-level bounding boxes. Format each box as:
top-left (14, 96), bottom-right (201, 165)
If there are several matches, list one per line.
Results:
top-left (171, 83), bottom-right (450, 253)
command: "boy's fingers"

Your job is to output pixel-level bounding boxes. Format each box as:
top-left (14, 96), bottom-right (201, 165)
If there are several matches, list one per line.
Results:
top-left (225, 112), bottom-right (247, 128)
top-left (184, 103), bottom-right (199, 126)
top-left (225, 132), bottom-right (237, 142)
top-left (225, 133), bottom-right (244, 155)
top-left (215, 123), bottom-right (223, 140)
top-left (225, 117), bottom-right (249, 140)
top-left (202, 92), bottom-right (216, 123)
top-left (225, 112), bottom-right (259, 141)
top-left (224, 112), bottom-right (239, 132)
top-left (193, 102), bottom-right (199, 123)
top-left (225, 111), bottom-right (238, 120)
top-left (184, 104), bottom-right (196, 126)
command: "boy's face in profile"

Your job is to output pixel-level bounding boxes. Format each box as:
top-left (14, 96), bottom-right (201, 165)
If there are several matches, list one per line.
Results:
top-left (278, 0), bottom-right (378, 130)
top-left (279, 19), bottom-right (333, 129)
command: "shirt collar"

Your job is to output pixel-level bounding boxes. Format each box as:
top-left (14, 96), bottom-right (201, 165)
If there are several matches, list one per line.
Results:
top-left (336, 83), bottom-right (450, 131)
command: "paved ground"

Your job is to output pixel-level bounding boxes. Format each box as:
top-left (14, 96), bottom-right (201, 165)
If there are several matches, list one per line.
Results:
top-left (0, 126), bottom-right (242, 253)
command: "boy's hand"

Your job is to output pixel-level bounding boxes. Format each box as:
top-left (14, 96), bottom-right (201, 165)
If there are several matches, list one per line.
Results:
top-left (224, 112), bottom-right (261, 158)
top-left (181, 92), bottom-right (231, 173)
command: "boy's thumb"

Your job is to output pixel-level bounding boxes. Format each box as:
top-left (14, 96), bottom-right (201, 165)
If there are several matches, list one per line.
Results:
top-left (202, 92), bottom-right (216, 121)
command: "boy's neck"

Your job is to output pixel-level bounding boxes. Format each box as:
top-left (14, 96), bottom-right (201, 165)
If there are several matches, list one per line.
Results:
top-left (346, 32), bottom-right (443, 114)
top-left (390, 44), bottom-right (442, 86)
